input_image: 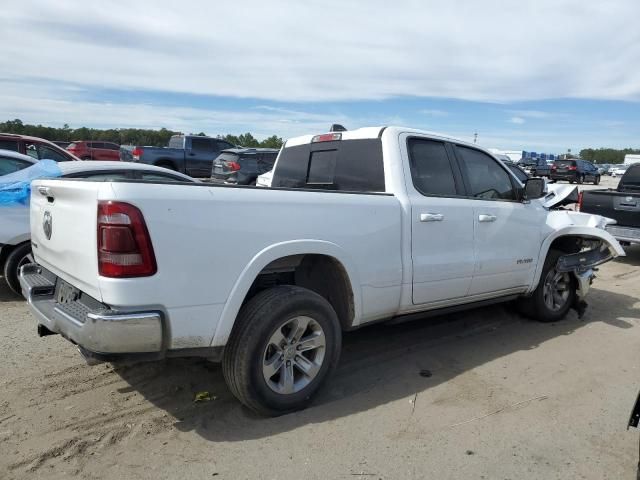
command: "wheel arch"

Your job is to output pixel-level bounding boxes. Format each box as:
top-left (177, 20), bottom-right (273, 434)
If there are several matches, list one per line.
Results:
top-left (527, 227), bottom-right (624, 293)
top-left (210, 240), bottom-right (362, 347)
top-left (154, 158), bottom-right (178, 170)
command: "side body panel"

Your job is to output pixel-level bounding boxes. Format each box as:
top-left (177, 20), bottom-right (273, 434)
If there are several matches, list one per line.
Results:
top-left (94, 183), bottom-right (403, 348)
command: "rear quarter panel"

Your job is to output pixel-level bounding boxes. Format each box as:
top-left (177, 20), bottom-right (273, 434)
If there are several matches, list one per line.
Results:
top-left (99, 183), bottom-right (403, 348)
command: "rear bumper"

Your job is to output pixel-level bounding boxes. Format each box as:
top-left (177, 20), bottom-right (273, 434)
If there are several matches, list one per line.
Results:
top-left (606, 225), bottom-right (640, 244)
top-left (550, 173), bottom-right (578, 181)
top-left (19, 263), bottom-right (163, 355)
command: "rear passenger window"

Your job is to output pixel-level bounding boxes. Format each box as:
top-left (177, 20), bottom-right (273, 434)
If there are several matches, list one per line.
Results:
top-left (407, 138), bottom-right (457, 196)
top-left (191, 138), bottom-right (213, 153)
top-left (271, 139), bottom-right (385, 192)
top-left (457, 146), bottom-right (516, 200)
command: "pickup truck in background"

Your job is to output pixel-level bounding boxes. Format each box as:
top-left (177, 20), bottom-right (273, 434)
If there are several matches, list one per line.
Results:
top-left (125, 134), bottom-right (235, 177)
top-left (580, 163), bottom-right (640, 245)
top-left (21, 126), bottom-right (623, 416)
top-left (518, 157), bottom-right (551, 178)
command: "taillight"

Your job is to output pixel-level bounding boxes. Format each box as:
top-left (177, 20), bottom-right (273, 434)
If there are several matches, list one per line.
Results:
top-left (577, 191), bottom-right (583, 211)
top-left (568, 166), bottom-right (577, 171)
top-left (551, 165), bottom-right (557, 170)
top-left (312, 133), bottom-right (341, 143)
top-left (227, 161), bottom-right (241, 171)
top-left (97, 201), bottom-right (156, 277)
top-left (132, 147), bottom-right (143, 161)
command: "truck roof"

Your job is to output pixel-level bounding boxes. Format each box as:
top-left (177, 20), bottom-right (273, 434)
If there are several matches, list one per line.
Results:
top-left (284, 126), bottom-right (485, 151)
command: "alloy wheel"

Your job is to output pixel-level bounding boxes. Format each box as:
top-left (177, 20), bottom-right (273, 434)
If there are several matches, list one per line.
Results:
top-left (262, 316), bottom-right (326, 395)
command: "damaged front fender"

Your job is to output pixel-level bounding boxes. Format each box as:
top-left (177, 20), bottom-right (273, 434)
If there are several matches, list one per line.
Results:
top-left (528, 210), bottom-right (625, 295)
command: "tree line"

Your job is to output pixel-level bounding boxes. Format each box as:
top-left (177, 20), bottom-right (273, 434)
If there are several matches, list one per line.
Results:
top-left (3, 119), bottom-right (636, 159)
top-left (579, 147), bottom-right (640, 164)
top-left (0, 119), bottom-right (284, 149)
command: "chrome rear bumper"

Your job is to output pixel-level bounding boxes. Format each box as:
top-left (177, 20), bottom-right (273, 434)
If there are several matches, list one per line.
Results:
top-left (19, 263), bottom-right (163, 355)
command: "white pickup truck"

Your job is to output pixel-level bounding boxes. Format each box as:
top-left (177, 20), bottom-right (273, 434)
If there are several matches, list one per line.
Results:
top-left (21, 126), bottom-right (624, 415)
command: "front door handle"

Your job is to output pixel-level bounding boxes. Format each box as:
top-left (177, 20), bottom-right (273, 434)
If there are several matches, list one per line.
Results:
top-left (420, 213), bottom-right (444, 222)
top-left (478, 214), bottom-right (497, 223)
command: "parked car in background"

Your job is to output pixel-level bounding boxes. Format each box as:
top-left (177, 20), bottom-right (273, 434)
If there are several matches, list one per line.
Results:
top-left (519, 158), bottom-right (551, 177)
top-left (67, 141), bottom-right (120, 161)
top-left (550, 159), bottom-right (601, 184)
top-left (597, 164), bottom-right (610, 175)
top-left (21, 125), bottom-right (623, 415)
top-left (0, 149), bottom-right (37, 175)
top-left (52, 141), bottom-right (72, 149)
top-left (0, 133), bottom-right (78, 162)
top-left (211, 148), bottom-right (280, 185)
top-left (127, 135), bottom-right (235, 178)
top-left (580, 163), bottom-right (640, 246)
top-left (1, 161), bottom-right (196, 296)
top-left (611, 165), bottom-right (629, 177)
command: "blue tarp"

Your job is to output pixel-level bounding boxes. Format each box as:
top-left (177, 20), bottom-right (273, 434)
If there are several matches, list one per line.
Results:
top-left (0, 160), bottom-right (63, 206)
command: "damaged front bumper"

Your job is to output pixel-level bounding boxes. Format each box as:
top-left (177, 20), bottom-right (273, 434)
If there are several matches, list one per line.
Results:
top-left (556, 246), bottom-right (614, 299)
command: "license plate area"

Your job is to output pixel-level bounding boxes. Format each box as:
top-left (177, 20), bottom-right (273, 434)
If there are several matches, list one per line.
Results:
top-left (56, 279), bottom-right (80, 305)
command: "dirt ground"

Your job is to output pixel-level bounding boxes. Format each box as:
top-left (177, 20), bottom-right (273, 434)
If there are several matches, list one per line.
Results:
top-left (1, 201), bottom-right (639, 479)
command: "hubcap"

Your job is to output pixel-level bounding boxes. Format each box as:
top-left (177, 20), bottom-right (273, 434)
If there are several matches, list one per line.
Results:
top-left (542, 268), bottom-right (571, 312)
top-left (262, 316), bottom-right (326, 395)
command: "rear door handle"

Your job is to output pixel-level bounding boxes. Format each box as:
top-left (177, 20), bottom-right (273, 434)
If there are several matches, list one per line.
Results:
top-left (478, 214), bottom-right (497, 222)
top-left (420, 213), bottom-right (444, 222)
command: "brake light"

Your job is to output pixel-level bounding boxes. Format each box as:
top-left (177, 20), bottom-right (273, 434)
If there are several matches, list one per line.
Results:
top-left (312, 133), bottom-right (341, 143)
top-left (551, 165), bottom-right (557, 170)
top-left (97, 201), bottom-right (156, 277)
top-left (227, 161), bottom-right (241, 171)
top-left (132, 147), bottom-right (143, 161)
top-left (577, 191), bottom-right (583, 211)
top-left (568, 166), bottom-right (577, 171)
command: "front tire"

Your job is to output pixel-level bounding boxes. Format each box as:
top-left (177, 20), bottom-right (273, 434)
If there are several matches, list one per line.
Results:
top-left (3, 243), bottom-right (33, 296)
top-left (517, 249), bottom-right (576, 323)
top-left (594, 175), bottom-right (600, 185)
top-left (222, 286), bottom-right (342, 416)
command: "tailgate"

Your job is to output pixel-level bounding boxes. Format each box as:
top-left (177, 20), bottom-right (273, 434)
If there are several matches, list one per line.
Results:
top-left (30, 179), bottom-right (102, 300)
top-left (582, 190), bottom-right (640, 228)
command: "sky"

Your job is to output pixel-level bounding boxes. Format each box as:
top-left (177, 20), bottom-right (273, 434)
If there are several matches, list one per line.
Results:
top-left (1, 0), bottom-right (639, 152)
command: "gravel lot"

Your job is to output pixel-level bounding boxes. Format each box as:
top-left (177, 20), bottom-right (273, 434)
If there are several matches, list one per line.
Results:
top-left (1, 177), bottom-right (638, 480)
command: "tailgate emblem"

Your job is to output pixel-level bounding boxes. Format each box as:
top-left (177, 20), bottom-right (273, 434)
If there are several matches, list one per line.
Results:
top-left (43, 211), bottom-right (52, 240)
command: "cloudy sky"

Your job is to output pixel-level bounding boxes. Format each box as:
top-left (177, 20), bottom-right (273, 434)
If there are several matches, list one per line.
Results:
top-left (1, 0), bottom-right (639, 151)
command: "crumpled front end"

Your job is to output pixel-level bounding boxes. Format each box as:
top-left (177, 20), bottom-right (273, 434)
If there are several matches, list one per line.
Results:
top-left (538, 210), bottom-right (625, 313)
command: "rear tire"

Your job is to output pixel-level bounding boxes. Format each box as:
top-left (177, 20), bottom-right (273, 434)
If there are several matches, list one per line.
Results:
top-left (517, 249), bottom-right (576, 323)
top-left (222, 285), bottom-right (342, 416)
top-left (3, 243), bottom-right (33, 296)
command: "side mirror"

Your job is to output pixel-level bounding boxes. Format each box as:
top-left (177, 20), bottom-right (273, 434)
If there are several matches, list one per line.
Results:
top-left (523, 177), bottom-right (546, 200)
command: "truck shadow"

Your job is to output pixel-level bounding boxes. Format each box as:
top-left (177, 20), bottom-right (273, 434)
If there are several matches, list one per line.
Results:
top-left (0, 275), bottom-right (22, 302)
top-left (112, 286), bottom-right (639, 442)
top-left (616, 244), bottom-right (640, 267)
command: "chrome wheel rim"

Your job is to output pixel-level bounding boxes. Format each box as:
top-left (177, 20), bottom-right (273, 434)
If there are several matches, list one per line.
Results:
top-left (262, 316), bottom-right (326, 395)
top-left (17, 252), bottom-right (34, 270)
top-left (542, 268), bottom-right (571, 311)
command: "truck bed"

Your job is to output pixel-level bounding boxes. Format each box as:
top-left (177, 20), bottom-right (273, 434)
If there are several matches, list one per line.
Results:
top-left (581, 189), bottom-right (640, 228)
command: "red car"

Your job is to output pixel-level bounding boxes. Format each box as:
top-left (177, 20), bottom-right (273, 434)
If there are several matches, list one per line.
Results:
top-left (0, 133), bottom-right (78, 162)
top-left (66, 141), bottom-right (120, 161)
